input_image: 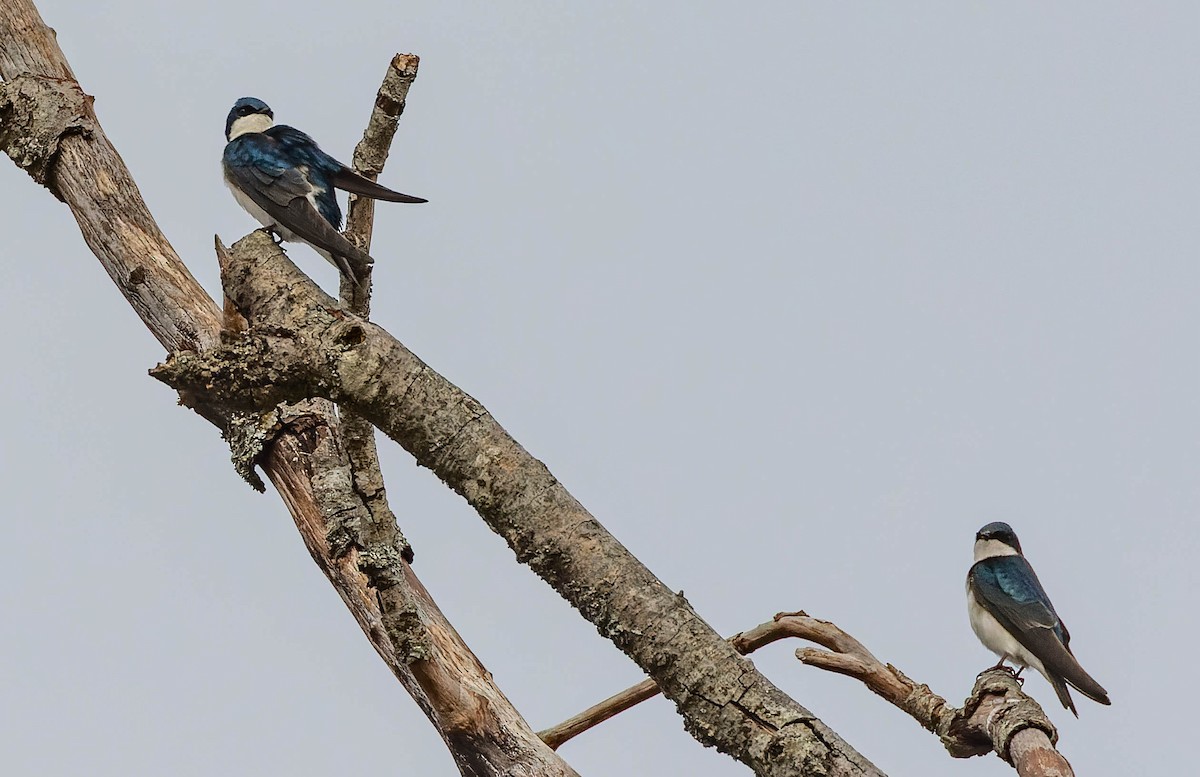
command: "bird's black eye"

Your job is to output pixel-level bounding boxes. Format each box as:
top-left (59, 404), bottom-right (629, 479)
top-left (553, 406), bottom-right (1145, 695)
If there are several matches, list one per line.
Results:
top-left (238, 106), bottom-right (254, 116)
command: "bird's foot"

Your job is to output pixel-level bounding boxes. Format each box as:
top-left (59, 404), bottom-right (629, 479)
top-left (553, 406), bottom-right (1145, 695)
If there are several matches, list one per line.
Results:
top-left (262, 225), bottom-right (284, 245)
top-left (977, 657), bottom-right (1020, 680)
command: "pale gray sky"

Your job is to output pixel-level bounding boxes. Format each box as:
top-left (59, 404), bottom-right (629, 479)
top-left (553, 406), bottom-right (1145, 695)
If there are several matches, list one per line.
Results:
top-left (2, 2), bottom-right (1195, 775)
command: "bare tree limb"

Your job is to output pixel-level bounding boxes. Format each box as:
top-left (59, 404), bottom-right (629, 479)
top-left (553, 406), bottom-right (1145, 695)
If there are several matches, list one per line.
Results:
top-left (331, 53), bottom-right (421, 673)
top-left (540, 677), bottom-right (661, 752)
top-left (153, 237), bottom-right (885, 777)
top-left (542, 612), bottom-right (1075, 777)
top-left (0, 3), bottom-right (577, 774)
top-left (336, 53), bottom-right (418, 567)
top-left (263, 401), bottom-right (576, 777)
top-left (341, 51), bottom-right (420, 316)
top-left (782, 611), bottom-right (1069, 774)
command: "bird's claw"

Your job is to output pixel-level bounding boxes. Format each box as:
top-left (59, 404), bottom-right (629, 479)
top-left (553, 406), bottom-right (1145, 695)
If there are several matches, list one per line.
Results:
top-left (977, 657), bottom-right (1022, 681)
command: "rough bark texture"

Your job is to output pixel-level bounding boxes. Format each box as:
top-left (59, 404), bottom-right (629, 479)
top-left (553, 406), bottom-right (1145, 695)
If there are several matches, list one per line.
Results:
top-left (263, 403), bottom-right (574, 777)
top-left (0, 4), bottom-right (577, 775)
top-left (154, 235), bottom-right (885, 777)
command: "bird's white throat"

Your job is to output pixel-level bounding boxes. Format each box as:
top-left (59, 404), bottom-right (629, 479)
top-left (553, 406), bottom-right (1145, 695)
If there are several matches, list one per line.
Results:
top-left (973, 538), bottom-right (1021, 563)
top-left (227, 113), bottom-right (274, 140)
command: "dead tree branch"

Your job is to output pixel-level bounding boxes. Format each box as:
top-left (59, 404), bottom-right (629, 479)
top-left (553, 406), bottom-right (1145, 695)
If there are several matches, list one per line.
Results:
top-left (788, 612), bottom-right (1071, 777)
top-left (541, 612), bottom-right (1074, 776)
top-left (0, 3), bottom-right (575, 775)
top-left (153, 234), bottom-right (884, 777)
top-left (331, 54), bottom-right (421, 678)
top-left (340, 51), bottom-right (419, 315)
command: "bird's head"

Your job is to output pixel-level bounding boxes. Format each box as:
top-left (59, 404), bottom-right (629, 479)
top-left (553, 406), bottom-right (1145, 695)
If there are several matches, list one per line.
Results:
top-left (974, 521), bottom-right (1023, 560)
top-left (225, 97), bottom-right (274, 141)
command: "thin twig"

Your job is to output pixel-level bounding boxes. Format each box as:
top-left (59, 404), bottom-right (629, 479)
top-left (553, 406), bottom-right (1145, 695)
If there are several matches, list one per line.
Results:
top-left (537, 613), bottom-right (818, 749)
top-left (340, 52), bottom-right (420, 316)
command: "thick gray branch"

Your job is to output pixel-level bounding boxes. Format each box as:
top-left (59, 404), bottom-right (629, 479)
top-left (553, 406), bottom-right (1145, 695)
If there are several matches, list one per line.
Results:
top-left (154, 233), bottom-right (884, 777)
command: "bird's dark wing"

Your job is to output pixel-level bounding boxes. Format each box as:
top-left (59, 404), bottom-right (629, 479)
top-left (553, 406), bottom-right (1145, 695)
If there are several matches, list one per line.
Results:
top-left (972, 555), bottom-right (1062, 633)
top-left (329, 167), bottom-right (428, 203)
top-left (971, 556), bottom-right (1110, 712)
top-left (224, 157), bottom-right (372, 269)
top-left (273, 196), bottom-right (372, 267)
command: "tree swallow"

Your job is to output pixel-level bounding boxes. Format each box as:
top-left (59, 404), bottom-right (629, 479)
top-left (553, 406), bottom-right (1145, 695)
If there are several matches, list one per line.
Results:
top-left (966, 522), bottom-right (1110, 716)
top-left (222, 97), bottom-right (426, 283)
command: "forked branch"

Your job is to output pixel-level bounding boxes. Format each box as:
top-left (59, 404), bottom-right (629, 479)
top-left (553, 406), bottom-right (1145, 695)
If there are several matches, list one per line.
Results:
top-left (541, 612), bottom-right (1074, 777)
top-left (153, 232), bottom-right (884, 777)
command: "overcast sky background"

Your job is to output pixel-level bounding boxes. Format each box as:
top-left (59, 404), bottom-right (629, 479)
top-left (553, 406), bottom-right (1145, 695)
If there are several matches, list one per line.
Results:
top-left (1, 2), bottom-right (1195, 775)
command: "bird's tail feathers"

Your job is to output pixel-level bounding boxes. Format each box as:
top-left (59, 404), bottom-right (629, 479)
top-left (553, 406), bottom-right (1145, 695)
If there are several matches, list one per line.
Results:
top-left (1051, 677), bottom-right (1079, 718)
top-left (310, 242), bottom-right (371, 288)
top-left (1025, 628), bottom-right (1111, 714)
top-left (331, 168), bottom-right (428, 203)
top-left (1064, 670), bottom-right (1111, 707)
top-left (333, 254), bottom-right (361, 287)
top-left (1039, 638), bottom-right (1111, 713)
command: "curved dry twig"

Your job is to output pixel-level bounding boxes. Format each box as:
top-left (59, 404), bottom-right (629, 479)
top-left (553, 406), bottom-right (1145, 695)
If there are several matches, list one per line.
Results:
top-left (786, 611), bottom-right (1072, 776)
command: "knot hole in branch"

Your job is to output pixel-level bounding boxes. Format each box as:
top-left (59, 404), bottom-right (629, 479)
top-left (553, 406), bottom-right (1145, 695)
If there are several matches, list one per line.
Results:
top-left (336, 323), bottom-right (367, 348)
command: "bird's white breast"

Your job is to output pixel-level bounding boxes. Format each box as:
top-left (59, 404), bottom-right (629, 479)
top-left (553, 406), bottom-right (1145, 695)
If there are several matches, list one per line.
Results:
top-left (966, 584), bottom-right (1045, 675)
top-left (223, 177), bottom-right (340, 269)
top-left (223, 178), bottom-right (297, 241)
top-left (225, 178), bottom-right (269, 225)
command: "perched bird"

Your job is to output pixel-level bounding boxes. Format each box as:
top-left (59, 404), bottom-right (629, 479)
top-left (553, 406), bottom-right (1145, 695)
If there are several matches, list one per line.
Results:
top-left (222, 96), bottom-right (426, 283)
top-left (966, 522), bottom-right (1110, 716)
